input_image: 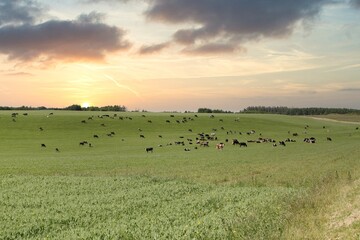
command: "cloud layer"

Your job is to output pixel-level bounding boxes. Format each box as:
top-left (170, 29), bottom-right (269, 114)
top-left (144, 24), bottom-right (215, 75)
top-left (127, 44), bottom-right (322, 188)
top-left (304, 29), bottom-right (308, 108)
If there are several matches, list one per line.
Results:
top-left (0, 13), bottom-right (131, 62)
top-left (144, 0), bottom-right (335, 54)
top-left (0, 0), bottom-right (43, 26)
top-left (0, 5), bottom-right (131, 63)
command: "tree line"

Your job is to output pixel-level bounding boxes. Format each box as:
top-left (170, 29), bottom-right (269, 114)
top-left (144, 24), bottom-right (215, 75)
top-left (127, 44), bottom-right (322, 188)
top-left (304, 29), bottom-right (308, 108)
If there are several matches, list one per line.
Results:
top-left (242, 106), bottom-right (360, 115)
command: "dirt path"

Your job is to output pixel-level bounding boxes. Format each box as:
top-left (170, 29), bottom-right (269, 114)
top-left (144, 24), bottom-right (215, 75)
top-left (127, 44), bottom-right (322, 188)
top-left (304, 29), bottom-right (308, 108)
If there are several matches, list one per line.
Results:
top-left (305, 116), bottom-right (360, 125)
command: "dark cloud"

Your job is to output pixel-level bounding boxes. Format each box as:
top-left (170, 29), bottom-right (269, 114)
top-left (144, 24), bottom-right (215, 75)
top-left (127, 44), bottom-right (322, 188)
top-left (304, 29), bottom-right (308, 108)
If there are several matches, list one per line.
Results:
top-left (350, 0), bottom-right (360, 8)
top-left (138, 42), bottom-right (170, 55)
top-left (0, 12), bottom-right (131, 62)
top-left (182, 43), bottom-right (244, 55)
top-left (144, 0), bottom-right (335, 53)
top-left (0, 0), bottom-right (43, 26)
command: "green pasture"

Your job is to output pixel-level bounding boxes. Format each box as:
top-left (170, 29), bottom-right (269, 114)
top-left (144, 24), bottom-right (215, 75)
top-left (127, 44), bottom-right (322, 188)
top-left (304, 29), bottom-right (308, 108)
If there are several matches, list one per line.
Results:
top-left (0, 111), bottom-right (359, 239)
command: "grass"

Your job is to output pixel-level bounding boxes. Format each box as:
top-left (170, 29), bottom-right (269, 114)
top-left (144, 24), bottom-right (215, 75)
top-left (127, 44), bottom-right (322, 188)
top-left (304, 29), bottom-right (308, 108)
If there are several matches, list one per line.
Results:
top-left (0, 111), bottom-right (359, 239)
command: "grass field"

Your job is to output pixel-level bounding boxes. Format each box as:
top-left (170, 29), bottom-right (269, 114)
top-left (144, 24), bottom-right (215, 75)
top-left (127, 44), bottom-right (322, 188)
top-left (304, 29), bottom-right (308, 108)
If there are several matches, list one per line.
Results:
top-left (0, 111), bottom-right (359, 239)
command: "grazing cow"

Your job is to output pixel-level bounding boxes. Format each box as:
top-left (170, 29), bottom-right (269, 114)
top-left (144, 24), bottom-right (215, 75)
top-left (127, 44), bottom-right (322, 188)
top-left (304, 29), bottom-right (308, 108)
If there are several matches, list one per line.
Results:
top-left (107, 133), bottom-right (113, 137)
top-left (146, 147), bottom-right (153, 153)
top-left (304, 137), bottom-right (316, 143)
top-left (194, 115), bottom-right (198, 118)
top-left (166, 120), bottom-right (170, 123)
top-left (41, 144), bottom-right (46, 147)
top-left (356, 127), bottom-right (359, 130)
top-left (239, 142), bottom-right (248, 147)
top-left (148, 120), bottom-right (152, 123)
top-left (39, 127), bottom-right (43, 131)
top-left (188, 129), bottom-right (193, 132)
top-left (184, 148), bottom-right (191, 151)
top-left (140, 135), bottom-right (145, 138)
top-left (273, 143), bottom-right (277, 147)
top-left (170, 115), bottom-right (175, 117)
top-left (23, 113), bottom-right (28, 116)
top-left (142, 115), bottom-right (146, 117)
top-left (138, 128), bottom-right (142, 132)
top-left (81, 120), bottom-right (86, 123)
top-left (158, 135), bottom-right (163, 138)
top-left (293, 133), bottom-right (298, 137)
top-left (327, 137), bottom-right (332, 141)
top-left (93, 134), bottom-right (99, 138)
top-left (89, 143), bottom-right (92, 147)
top-left (216, 143), bottom-right (225, 150)
top-left (279, 141), bottom-right (286, 146)
top-left (232, 139), bottom-right (240, 145)
top-left (110, 131), bottom-right (115, 135)
top-left (200, 141), bottom-right (209, 147)
top-left (55, 148), bottom-right (60, 152)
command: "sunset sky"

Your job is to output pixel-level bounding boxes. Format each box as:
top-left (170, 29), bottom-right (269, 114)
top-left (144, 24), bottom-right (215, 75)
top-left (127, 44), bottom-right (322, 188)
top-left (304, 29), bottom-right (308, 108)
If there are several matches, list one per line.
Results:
top-left (0, 0), bottom-right (359, 111)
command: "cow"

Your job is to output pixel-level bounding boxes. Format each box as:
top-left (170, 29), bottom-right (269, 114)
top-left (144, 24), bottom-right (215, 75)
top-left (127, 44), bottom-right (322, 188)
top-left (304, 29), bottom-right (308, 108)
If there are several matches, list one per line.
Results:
top-left (140, 135), bottom-right (145, 138)
top-left (148, 120), bottom-right (152, 123)
top-left (146, 147), bottom-right (153, 153)
top-left (39, 127), bottom-right (43, 131)
top-left (216, 143), bottom-right (224, 150)
top-left (279, 141), bottom-right (286, 146)
top-left (232, 139), bottom-right (240, 145)
top-left (41, 144), bottom-right (46, 148)
top-left (200, 141), bottom-right (209, 147)
top-left (81, 120), bottom-right (86, 123)
top-left (184, 148), bottom-right (191, 152)
top-left (239, 142), bottom-right (247, 147)
top-left (55, 148), bottom-right (60, 152)
top-left (327, 137), bottom-right (332, 141)
top-left (93, 134), bottom-right (99, 138)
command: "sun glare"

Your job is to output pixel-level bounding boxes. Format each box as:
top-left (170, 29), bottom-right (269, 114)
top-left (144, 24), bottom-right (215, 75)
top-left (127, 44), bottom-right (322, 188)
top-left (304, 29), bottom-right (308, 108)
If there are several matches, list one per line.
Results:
top-left (81, 102), bottom-right (90, 108)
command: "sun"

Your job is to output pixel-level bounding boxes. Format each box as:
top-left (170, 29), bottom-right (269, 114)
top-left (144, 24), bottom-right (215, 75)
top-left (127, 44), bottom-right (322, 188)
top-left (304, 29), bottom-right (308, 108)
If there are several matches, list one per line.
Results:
top-left (81, 102), bottom-right (90, 108)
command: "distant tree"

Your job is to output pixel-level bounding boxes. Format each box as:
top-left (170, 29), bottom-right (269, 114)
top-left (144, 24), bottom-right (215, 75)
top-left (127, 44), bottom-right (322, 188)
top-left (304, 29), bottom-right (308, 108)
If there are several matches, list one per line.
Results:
top-left (65, 104), bottom-right (82, 111)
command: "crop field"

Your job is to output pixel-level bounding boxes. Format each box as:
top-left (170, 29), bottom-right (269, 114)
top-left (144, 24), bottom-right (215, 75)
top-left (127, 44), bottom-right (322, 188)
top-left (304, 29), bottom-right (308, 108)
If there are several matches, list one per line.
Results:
top-left (0, 111), bottom-right (359, 239)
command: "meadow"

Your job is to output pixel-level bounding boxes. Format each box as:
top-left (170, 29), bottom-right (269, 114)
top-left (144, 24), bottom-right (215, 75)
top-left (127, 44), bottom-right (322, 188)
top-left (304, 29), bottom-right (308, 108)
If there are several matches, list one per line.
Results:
top-left (0, 111), bottom-right (359, 239)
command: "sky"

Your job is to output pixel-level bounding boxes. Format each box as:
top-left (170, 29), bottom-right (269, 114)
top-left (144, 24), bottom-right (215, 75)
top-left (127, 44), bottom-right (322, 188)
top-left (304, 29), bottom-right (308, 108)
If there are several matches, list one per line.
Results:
top-left (0, 0), bottom-right (359, 111)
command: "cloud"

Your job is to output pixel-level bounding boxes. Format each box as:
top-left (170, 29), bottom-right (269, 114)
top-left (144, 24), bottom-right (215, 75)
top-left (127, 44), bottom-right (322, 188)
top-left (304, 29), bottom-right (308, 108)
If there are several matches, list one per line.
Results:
top-left (138, 42), bottom-right (170, 55)
top-left (4, 71), bottom-right (34, 76)
top-left (339, 88), bottom-right (360, 92)
top-left (0, 12), bottom-right (131, 62)
top-left (182, 43), bottom-right (244, 55)
top-left (144, 0), bottom-right (336, 53)
top-left (0, 0), bottom-right (43, 26)
top-left (350, 0), bottom-right (360, 8)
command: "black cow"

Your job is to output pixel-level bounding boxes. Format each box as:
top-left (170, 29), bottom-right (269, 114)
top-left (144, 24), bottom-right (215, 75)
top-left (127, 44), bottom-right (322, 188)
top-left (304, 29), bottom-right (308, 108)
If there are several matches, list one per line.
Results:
top-left (55, 148), bottom-right (60, 152)
top-left (232, 139), bottom-right (240, 145)
top-left (41, 144), bottom-right (46, 147)
top-left (327, 137), bottom-right (332, 141)
top-left (279, 141), bottom-right (286, 146)
top-left (140, 135), bottom-right (145, 138)
top-left (146, 147), bottom-right (153, 153)
top-left (239, 142), bottom-right (247, 147)
top-left (93, 134), bottom-right (99, 138)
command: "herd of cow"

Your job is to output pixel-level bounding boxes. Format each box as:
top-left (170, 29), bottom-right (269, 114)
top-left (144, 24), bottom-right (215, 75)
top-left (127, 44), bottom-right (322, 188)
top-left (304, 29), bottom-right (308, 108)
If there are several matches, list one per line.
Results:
top-left (7, 112), bottom-right (357, 154)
